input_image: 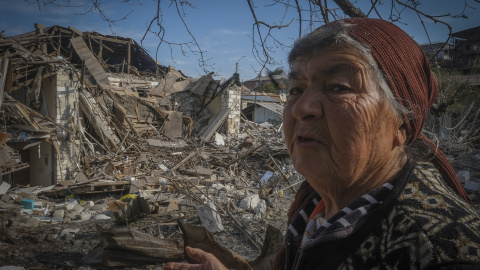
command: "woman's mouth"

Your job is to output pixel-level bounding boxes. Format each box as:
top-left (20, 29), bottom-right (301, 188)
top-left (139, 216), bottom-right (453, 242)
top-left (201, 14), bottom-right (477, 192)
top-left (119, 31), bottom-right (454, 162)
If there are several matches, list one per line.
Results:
top-left (298, 136), bottom-right (314, 142)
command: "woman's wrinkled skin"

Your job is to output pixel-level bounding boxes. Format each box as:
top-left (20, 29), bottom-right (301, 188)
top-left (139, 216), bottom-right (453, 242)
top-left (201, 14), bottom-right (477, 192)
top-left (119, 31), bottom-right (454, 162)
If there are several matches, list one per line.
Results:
top-left (283, 47), bottom-right (407, 219)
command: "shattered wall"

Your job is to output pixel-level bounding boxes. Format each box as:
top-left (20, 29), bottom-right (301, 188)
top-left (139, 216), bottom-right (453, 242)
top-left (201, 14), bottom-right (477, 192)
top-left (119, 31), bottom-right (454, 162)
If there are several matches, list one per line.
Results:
top-left (222, 84), bottom-right (241, 137)
top-left (54, 66), bottom-right (80, 181)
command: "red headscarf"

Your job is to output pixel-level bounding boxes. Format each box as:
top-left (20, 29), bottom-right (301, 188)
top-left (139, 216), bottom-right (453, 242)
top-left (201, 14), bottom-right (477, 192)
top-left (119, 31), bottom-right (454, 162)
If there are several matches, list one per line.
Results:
top-left (344, 17), bottom-right (470, 203)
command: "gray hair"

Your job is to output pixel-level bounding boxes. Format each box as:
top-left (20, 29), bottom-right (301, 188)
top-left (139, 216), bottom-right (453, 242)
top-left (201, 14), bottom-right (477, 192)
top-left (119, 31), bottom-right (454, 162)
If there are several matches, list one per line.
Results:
top-left (288, 21), bottom-right (412, 121)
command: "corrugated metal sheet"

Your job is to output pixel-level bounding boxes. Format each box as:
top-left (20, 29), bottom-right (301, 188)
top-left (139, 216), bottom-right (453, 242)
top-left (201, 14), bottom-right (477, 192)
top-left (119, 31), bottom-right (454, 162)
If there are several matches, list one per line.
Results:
top-left (256, 102), bottom-right (284, 116)
top-left (241, 95), bottom-right (278, 102)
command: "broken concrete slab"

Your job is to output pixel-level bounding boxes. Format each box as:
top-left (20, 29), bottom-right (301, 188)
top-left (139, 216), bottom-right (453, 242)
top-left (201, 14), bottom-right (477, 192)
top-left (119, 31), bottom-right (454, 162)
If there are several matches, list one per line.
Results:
top-left (0, 181), bottom-right (11, 195)
top-left (197, 201), bottom-right (224, 233)
top-left (53, 209), bottom-right (65, 219)
top-left (164, 111), bottom-right (183, 139)
top-left (78, 213), bottom-right (92, 221)
top-left (239, 194), bottom-right (261, 210)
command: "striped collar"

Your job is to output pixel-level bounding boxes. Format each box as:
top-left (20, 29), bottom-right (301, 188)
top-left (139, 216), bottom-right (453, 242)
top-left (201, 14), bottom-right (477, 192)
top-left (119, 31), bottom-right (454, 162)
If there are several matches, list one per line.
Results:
top-left (288, 182), bottom-right (395, 245)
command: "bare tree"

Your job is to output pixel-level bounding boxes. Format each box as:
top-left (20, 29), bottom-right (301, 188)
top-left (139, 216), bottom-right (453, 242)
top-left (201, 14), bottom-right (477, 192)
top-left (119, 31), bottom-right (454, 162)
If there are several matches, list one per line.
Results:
top-left (26, 0), bottom-right (480, 76)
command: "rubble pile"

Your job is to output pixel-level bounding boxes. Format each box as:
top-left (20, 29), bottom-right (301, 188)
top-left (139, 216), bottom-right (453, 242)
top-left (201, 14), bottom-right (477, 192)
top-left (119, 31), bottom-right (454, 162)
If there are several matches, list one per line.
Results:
top-left (0, 23), bottom-right (300, 269)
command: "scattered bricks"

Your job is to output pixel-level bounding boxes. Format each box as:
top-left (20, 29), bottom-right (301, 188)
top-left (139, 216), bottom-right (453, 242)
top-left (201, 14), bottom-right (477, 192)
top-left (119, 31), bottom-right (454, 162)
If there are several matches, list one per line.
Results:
top-left (239, 193), bottom-right (260, 210)
top-left (197, 201), bottom-right (224, 233)
top-left (53, 209), bottom-right (65, 219)
top-left (457, 171), bottom-right (470, 184)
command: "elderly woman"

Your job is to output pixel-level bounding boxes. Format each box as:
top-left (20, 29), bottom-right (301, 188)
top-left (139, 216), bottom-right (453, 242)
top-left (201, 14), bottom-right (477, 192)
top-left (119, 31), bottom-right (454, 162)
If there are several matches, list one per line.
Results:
top-left (166, 18), bottom-right (480, 270)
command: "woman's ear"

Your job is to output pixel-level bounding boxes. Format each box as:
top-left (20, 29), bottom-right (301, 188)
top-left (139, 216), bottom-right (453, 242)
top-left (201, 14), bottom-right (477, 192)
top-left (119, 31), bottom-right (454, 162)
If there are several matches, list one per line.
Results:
top-left (394, 125), bottom-right (407, 147)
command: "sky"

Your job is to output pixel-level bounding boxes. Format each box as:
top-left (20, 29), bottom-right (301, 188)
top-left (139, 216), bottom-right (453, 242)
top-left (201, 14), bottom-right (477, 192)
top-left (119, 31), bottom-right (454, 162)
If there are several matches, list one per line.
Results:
top-left (1, 0), bottom-right (480, 82)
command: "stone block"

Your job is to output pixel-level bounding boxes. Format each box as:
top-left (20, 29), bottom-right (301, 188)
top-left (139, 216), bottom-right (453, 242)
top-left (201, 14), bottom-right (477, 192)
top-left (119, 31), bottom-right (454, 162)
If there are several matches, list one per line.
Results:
top-left (239, 193), bottom-right (260, 210)
top-left (53, 209), bottom-right (65, 219)
top-left (197, 201), bottom-right (224, 233)
top-left (77, 213), bottom-right (91, 221)
top-left (72, 204), bottom-right (84, 213)
top-left (254, 199), bottom-right (267, 214)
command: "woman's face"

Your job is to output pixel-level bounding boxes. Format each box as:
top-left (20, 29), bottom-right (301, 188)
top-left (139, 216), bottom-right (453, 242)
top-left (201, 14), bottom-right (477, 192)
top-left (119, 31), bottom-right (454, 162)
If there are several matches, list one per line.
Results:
top-left (283, 47), bottom-right (402, 193)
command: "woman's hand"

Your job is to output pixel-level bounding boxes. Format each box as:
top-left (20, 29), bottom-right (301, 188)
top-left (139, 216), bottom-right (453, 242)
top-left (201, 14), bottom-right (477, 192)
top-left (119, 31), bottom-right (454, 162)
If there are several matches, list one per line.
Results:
top-left (164, 246), bottom-right (228, 270)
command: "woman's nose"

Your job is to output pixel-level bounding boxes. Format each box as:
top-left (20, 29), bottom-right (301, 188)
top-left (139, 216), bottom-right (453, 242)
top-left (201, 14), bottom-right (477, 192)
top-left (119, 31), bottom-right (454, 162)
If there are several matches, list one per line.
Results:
top-left (291, 89), bottom-right (323, 121)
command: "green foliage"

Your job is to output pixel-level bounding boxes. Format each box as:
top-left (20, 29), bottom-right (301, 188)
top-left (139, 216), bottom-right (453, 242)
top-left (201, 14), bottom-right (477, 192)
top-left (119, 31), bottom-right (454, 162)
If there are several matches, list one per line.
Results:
top-left (268, 68), bottom-right (285, 75)
top-left (254, 82), bottom-right (277, 93)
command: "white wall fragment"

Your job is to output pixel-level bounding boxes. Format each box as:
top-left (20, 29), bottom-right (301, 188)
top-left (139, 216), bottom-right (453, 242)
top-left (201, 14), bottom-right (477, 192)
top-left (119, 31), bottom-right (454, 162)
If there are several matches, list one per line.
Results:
top-left (197, 201), bottom-right (224, 233)
top-left (239, 194), bottom-right (260, 210)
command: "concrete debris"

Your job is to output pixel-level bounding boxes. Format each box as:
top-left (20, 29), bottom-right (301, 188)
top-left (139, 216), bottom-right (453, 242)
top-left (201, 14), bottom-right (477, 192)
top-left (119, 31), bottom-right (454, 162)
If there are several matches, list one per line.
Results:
top-left (239, 194), bottom-right (261, 210)
top-left (58, 228), bottom-right (80, 240)
top-left (197, 201), bottom-right (224, 233)
top-left (91, 214), bottom-right (111, 221)
top-left (255, 200), bottom-right (267, 215)
top-left (52, 209), bottom-right (64, 220)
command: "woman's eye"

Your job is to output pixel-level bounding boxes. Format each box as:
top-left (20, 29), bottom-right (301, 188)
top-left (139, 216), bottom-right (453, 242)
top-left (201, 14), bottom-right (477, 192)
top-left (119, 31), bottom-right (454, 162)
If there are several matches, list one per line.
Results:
top-left (331, 84), bottom-right (351, 92)
top-left (289, 88), bottom-right (303, 96)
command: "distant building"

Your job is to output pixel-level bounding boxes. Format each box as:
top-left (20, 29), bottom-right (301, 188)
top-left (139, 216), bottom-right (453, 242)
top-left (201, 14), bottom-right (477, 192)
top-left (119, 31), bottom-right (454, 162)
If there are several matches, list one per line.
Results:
top-left (243, 74), bottom-right (288, 90)
top-left (242, 102), bottom-right (284, 124)
top-left (241, 92), bottom-right (281, 109)
top-left (419, 42), bottom-right (453, 61)
top-left (451, 26), bottom-right (480, 73)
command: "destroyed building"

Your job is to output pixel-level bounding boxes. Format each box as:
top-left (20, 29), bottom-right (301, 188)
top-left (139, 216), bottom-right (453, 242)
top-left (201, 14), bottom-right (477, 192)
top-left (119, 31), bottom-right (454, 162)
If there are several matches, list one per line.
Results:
top-left (0, 23), bottom-right (242, 189)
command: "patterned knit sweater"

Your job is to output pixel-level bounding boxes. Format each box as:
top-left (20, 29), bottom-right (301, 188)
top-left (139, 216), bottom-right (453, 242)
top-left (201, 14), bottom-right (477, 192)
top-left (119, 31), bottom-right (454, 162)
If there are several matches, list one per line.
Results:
top-left (282, 161), bottom-right (480, 269)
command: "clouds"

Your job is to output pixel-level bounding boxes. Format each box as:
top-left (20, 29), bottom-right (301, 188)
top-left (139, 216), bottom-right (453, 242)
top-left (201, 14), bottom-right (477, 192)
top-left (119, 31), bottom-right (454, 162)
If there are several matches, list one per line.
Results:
top-left (214, 28), bottom-right (249, 36)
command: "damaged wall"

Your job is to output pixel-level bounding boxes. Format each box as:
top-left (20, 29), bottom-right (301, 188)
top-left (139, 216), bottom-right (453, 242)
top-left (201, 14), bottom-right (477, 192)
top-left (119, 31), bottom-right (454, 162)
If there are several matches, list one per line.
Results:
top-left (222, 84), bottom-right (241, 137)
top-left (54, 66), bottom-right (80, 181)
